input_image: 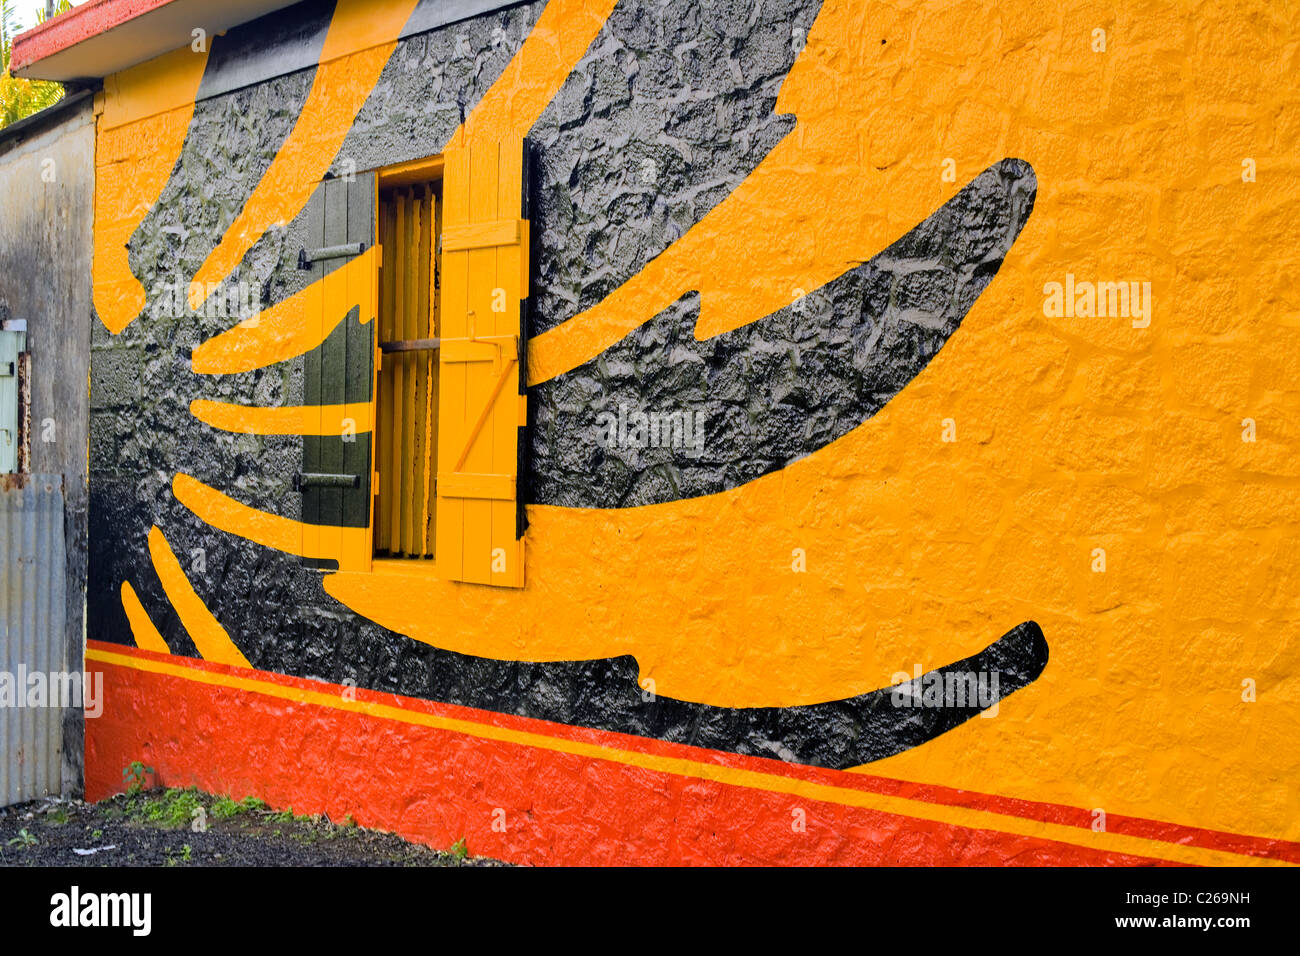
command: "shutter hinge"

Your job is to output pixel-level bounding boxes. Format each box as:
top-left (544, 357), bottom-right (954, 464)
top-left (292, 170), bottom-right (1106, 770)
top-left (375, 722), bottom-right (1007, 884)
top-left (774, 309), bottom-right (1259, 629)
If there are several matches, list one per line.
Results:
top-left (293, 472), bottom-right (362, 491)
top-left (298, 242), bottom-right (366, 270)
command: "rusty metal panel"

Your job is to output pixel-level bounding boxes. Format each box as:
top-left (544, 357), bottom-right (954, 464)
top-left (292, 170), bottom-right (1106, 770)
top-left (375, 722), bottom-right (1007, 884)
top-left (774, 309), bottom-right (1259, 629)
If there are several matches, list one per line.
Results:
top-left (0, 474), bottom-right (67, 808)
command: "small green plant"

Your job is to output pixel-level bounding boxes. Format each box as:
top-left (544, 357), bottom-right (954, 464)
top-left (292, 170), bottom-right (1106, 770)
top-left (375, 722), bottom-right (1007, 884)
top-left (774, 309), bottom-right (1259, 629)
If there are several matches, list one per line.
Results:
top-left (122, 760), bottom-right (154, 795)
top-left (44, 807), bottom-right (69, 825)
top-left (134, 787), bottom-right (202, 829)
top-left (164, 843), bottom-right (193, 867)
top-left (6, 828), bottom-right (37, 848)
top-left (449, 836), bottom-right (468, 860)
top-left (91, 829), bottom-right (103, 839)
top-left (211, 794), bottom-right (265, 819)
top-left (265, 805), bottom-right (304, 824)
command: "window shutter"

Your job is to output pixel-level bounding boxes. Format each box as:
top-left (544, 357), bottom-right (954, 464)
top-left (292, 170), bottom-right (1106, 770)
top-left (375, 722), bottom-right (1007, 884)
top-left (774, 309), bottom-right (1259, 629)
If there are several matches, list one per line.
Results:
top-left (436, 137), bottom-right (529, 587)
top-left (299, 172), bottom-right (376, 571)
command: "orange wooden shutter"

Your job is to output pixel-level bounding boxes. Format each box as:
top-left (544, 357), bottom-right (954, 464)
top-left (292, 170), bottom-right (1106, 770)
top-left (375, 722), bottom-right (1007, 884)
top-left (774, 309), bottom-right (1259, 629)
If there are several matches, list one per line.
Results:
top-left (436, 137), bottom-right (528, 587)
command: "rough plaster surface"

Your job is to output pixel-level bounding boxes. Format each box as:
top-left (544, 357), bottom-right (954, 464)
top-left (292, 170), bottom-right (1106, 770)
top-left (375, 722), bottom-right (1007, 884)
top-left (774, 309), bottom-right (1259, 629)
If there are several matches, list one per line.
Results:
top-left (532, 158), bottom-right (1036, 506)
top-left (82, 0), bottom-right (1300, 852)
top-left (84, 652), bottom-right (1174, 865)
top-left (528, 0), bottom-right (821, 334)
top-left (90, 0), bottom-right (1013, 772)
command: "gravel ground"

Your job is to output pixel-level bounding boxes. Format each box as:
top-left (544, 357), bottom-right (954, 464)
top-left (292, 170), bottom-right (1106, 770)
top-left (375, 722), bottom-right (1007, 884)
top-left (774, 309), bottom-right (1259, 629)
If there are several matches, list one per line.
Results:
top-left (0, 789), bottom-right (505, 867)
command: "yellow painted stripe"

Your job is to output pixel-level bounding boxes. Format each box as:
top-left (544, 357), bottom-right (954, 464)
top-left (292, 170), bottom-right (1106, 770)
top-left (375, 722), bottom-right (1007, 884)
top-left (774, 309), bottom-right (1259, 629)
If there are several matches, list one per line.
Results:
top-left (83, 645), bottom-right (1291, 868)
top-left (191, 246), bottom-right (377, 374)
top-left (119, 581), bottom-right (171, 654)
top-left (458, 0), bottom-right (618, 147)
top-left (187, 0), bottom-right (418, 310)
top-left (173, 472), bottom-right (367, 561)
top-left (188, 0), bottom-right (611, 318)
top-left (146, 526), bottom-right (250, 667)
top-left (190, 399), bottom-right (372, 437)
top-left (94, 47), bottom-right (210, 335)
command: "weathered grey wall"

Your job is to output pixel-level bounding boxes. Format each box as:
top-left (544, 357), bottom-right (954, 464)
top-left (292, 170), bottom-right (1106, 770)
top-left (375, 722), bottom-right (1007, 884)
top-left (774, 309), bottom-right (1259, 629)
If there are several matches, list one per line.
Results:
top-left (0, 95), bottom-right (94, 796)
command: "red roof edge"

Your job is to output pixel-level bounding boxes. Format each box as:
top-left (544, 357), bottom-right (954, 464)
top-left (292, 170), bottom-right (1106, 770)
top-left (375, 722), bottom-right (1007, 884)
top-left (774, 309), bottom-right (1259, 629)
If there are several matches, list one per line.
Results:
top-left (10, 0), bottom-right (179, 75)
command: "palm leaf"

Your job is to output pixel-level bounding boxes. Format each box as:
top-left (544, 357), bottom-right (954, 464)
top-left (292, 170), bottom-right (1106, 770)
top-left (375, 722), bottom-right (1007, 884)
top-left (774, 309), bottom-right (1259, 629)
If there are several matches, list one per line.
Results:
top-left (0, 0), bottom-right (69, 131)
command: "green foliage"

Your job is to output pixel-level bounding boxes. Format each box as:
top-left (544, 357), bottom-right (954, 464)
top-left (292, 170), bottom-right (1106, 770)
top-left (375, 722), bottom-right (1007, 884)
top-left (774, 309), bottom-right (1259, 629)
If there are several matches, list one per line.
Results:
top-left (132, 787), bottom-right (203, 829)
top-left (122, 760), bottom-right (154, 796)
top-left (164, 843), bottom-right (193, 866)
top-left (6, 828), bottom-right (37, 847)
top-left (0, 0), bottom-right (71, 130)
top-left (266, 806), bottom-right (302, 824)
top-left (211, 795), bottom-right (266, 819)
top-left (449, 836), bottom-right (468, 860)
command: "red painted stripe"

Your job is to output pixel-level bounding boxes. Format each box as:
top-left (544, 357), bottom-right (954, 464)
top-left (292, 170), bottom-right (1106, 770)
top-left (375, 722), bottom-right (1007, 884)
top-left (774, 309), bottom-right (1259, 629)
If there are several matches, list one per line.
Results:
top-left (10, 0), bottom-right (178, 73)
top-left (85, 640), bottom-right (1300, 864)
top-left (85, 645), bottom-right (1173, 866)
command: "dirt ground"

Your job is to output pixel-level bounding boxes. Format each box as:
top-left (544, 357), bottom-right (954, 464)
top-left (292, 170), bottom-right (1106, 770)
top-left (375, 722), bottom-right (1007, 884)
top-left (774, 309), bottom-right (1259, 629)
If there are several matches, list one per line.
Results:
top-left (0, 788), bottom-right (505, 867)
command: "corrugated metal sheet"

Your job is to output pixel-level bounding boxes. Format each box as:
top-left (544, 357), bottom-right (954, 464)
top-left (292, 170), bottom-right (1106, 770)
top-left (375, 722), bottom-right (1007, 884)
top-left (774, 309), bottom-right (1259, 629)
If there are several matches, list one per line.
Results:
top-left (0, 474), bottom-right (67, 807)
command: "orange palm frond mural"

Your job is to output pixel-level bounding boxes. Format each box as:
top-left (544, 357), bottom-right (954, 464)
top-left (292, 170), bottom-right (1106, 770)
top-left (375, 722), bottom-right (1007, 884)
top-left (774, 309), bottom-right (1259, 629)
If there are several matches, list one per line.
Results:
top-left (120, 580), bottom-right (171, 654)
top-left (85, 0), bottom-right (1300, 857)
top-left (93, 46), bottom-right (209, 334)
top-left (187, 0), bottom-right (420, 310)
top-left (147, 526), bottom-right (250, 667)
top-left (191, 246), bottom-right (378, 374)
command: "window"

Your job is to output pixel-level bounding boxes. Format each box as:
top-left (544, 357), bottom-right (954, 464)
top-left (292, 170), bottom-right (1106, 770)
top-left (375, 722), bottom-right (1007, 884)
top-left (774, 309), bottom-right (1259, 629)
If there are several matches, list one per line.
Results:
top-left (297, 138), bottom-right (530, 588)
top-left (0, 320), bottom-right (28, 474)
top-left (374, 177), bottom-right (440, 559)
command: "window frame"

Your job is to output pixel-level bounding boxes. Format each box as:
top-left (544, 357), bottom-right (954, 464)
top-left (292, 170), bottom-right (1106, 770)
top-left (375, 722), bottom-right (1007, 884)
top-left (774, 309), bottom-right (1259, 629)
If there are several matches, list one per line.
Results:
top-left (352, 141), bottom-right (529, 588)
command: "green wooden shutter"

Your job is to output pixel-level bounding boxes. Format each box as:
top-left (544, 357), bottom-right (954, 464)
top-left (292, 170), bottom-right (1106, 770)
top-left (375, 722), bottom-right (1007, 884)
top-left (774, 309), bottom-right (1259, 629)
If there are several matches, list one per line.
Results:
top-left (299, 172), bottom-right (376, 571)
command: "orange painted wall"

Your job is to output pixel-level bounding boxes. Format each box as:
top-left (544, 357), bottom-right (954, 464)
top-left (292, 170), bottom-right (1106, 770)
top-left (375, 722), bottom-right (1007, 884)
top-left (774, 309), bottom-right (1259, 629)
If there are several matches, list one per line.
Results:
top-left (88, 0), bottom-right (1300, 860)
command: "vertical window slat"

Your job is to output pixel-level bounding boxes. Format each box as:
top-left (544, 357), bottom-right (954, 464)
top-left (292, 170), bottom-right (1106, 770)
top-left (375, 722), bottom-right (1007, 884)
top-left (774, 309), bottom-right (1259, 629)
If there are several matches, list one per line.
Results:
top-left (388, 193), bottom-right (406, 552)
top-left (401, 190), bottom-right (419, 555)
top-left (420, 188), bottom-right (437, 556)
top-left (374, 178), bottom-right (444, 560)
top-left (375, 200), bottom-right (394, 553)
top-left (428, 189), bottom-right (441, 556)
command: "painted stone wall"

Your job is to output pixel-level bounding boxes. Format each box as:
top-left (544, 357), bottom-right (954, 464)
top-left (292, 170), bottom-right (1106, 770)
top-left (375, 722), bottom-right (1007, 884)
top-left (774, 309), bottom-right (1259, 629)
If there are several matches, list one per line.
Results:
top-left (84, 0), bottom-right (1300, 865)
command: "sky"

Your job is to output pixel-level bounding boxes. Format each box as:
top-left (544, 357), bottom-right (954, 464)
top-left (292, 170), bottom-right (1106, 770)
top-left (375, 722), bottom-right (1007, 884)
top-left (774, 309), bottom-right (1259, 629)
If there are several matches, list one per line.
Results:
top-left (9, 0), bottom-right (84, 36)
